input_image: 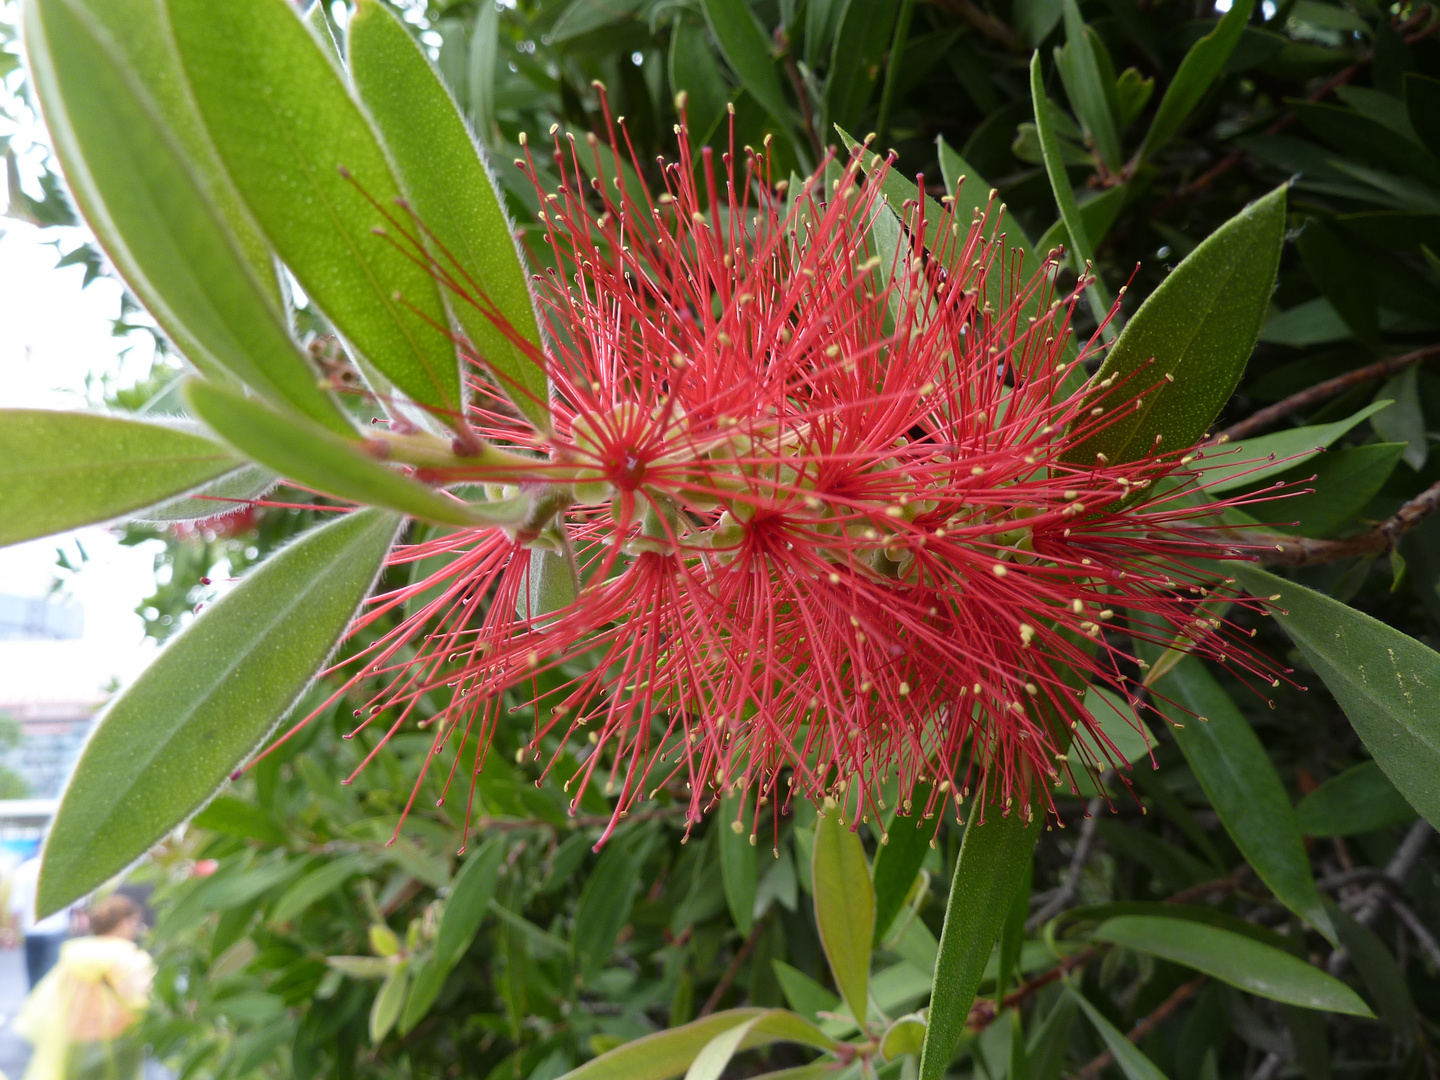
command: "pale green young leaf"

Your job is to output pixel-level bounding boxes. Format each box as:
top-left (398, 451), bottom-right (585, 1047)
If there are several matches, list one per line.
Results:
top-left (348, 0), bottom-right (551, 434)
top-left (0, 409), bottom-right (238, 547)
top-left (38, 508), bottom-right (400, 916)
top-left (166, 0), bottom-right (463, 423)
top-left (811, 802), bottom-right (874, 1027)
top-left (136, 464), bottom-right (278, 524)
top-left (24, 0), bottom-right (350, 432)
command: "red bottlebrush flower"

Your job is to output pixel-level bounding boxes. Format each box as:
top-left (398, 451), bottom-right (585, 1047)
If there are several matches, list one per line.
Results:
top-left (276, 110), bottom-right (1286, 850)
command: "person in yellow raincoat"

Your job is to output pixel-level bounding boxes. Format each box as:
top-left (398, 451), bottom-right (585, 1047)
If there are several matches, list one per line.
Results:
top-left (15, 895), bottom-right (154, 1080)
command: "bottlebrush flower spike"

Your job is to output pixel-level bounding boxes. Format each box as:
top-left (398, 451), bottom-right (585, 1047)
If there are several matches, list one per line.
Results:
top-left (275, 108), bottom-right (1287, 851)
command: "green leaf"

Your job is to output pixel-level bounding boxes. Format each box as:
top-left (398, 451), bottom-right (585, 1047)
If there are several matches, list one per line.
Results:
top-left (1371, 366), bottom-right (1427, 470)
top-left (520, 545), bottom-right (579, 626)
top-left (918, 809), bottom-right (1041, 1080)
top-left (573, 839), bottom-right (641, 981)
top-left (1025, 993), bottom-right (1077, 1080)
top-left (811, 801), bottom-right (874, 1027)
top-left (270, 853), bottom-right (374, 924)
top-left (1234, 565), bottom-right (1440, 830)
top-left (1063, 186), bottom-right (1286, 467)
top-left (670, 15), bottom-right (730, 142)
top-left (136, 463), bottom-right (278, 524)
top-left (436, 835), bottom-right (505, 967)
top-left (1266, 443), bottom-right (1407, 538)
top-left (38, 507), bottom-right (400, 916)
top-left (1139, 0), bottom-right (1255, 161)
top-left (1033, 185), bottom-right (1128, 272)
top-left (347, 0), bottom-right (550, 434)
top-left (1199, 400), bottom-right (1393, 492)
top-left (1092, 916), bottom-right (1372, 1015)
top-left (719, 795), bottom-right (759, 934)
top-left (825, 0), bottom-right (900, 135)
top-left (399, 956), bottom-right (445, 1035)
top-left (183, 379), bottom-right (524, 528)
top-left (1057, 0), bottom-right (1121, 171)
top-left (1326, 902), bottom-right (1418, 1044)
top-left (1068, 989), bottom-right (1169, 1080)
top-left (558, 1009), bottom-right (830, 1080)
top-left (1295, 761), bottom-right (1417, 836)
top-left (166, 0), bottom-right (463, 423)
top-left (1152, 656), bottom-right (1335, 944)
top-left (1029, 53), bottom-right (1113, 331)
top-left (880, 1016), bottom-right (927, 1061)
top-left (772, 960), bottom-right (841, 1023)
top-left (190, 794), bottom-right (287, 845)
top-left (871, 798), bottom-right (932, 944)
top-left (1405, 73), bottom-right (1440, 160)
top-left (370, 963), bottom-right (410, 1043)
top-left (685, 1013), bottom-right (826, 1080)
top-left (1072, 686), bottom-right (1155, 796)
top-left (702, 0), bottom-right (791, 136)
top-left (0, 409), bottom-right (238, 547)
top-left (24, 0), bottom-right (349, 432)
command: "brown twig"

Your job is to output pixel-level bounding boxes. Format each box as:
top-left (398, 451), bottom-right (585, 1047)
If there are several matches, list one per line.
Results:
top-left (967, 947), bottom-right (1101, 1031)
top-left (699, 910), bottom-right (772, 1017)
top-left (1075, 977), bottom-right (1208, 1080)
top-left (1028, 798), bottom-right (1103, 932)
top-left (1219, 345), bottom-right (1440, 442)
top-left (1327, 820), bottom-right (1432, 974)
top-left (1258, 478), bottom-right (1440, 566)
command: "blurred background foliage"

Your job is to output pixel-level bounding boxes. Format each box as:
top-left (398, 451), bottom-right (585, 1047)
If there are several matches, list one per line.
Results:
top-left (6, 0), bottom-right (1440, 1076)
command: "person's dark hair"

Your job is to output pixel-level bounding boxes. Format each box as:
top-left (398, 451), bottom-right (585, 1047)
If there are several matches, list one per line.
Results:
top-left (89, 894), bottom-right (141, 937)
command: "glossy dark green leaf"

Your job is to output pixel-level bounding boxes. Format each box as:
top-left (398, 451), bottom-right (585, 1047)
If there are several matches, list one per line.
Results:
top-left (184, 380), bottom-right (525, 528)
top-left (719, 795), bottom-right (759, 934)
top-left (38, 507), bottom-right (400, 916)
top-left (811, 801), bottom-right (873, 1026)
top-left (1068, 989), bottom-right (1167, 1080)
top-left (573, 839), bottom-right (641, 981)
top-left (1295, 761), bottom-right (1417, 836)
top-left (1199, 400), bottom-right (1392, 492)
top-left (1056, 0), bottom-right (1121, 170)
top-left (1269, 443), bottom-right (1406, 538)
top-left (23, 0), bottom-right (348, 432)
top-left (348, 0), bottom-right (550, 434)
top-left (0, 409), bottom-right (238, 547)
top-left (919, 809), bottom-right (1041, 1080)
top-left (166, 0), bottom-right (463, 423)
top-left (1153, 656), bottom-right (1335, 943)
top-left (1064, 186), bottom-right (1285, 467)
top-left (1234, 565), bottom-right (1440, 830)
top-left (702, 0), bottom-right (790, 134)
top-left (1093, 916), bottom-right (1371, 1015)
top-left (436, 835), bottom-right (506, 967)
top-left (871, 797), bottom-right (932, 944)
top-left (1139, 0), bottom-right (1254, 161)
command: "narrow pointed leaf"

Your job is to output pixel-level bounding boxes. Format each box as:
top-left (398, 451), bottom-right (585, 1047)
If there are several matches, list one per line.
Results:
top-left (38, 507), bottom-right (401, 916)
top-left (811, 803), bottom-right (874, 1027)
top-left (871, 798), bottom-right (932, 944)
top-left (1093, 916), bottom-right (1371, 1015)
top-left (1153, 656), bottom-right (1335, 943)
top-left (702, 0), bottom-right (791, 134)
top-left (1064, 185), bottom-right (1286, 467)
top-left (918, 809), bottom-right (1041, 1080)
top-left (572, 840), bottom-right (641, 981)
top-left (719, 795), bottom-right (759, 934)
top-left (137, 464), bottom-right (279, 523)
top-left (1234, 565), bottom-right (1440, 829)
top-left (1294, 761), bottom-right (1416, 837)
top-left (348, 0), bottom-right (550, 433)
top-left (1030, 53), bottom-right (1112, 330)
top-left (436, 835), bottom-right (505, 968)
top-left (0, 409), bottom-right (238, 547)
top-left (183, 380), bottom-right (522, 528)
top-left (166, 0), bottom-right (463, 423)
top-left (1199, 400), bottom-right (1392, 492)
top-left (1059, 0), bottom-right (1121, 170)
top-left (1139, 0), bottom-right (1255, 161)
top-left (1068, 989), bottom-right (1169, 1080)
top-left (24, 0), bottom-right (350, 431)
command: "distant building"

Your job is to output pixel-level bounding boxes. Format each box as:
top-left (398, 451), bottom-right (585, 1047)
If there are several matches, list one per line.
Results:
top-left (0, 594), bottom-right (100, 805)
